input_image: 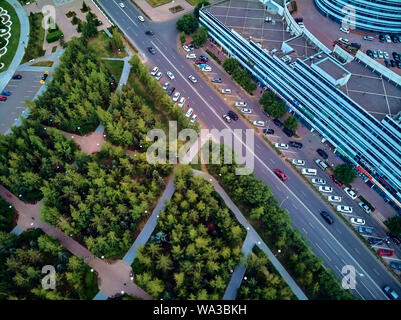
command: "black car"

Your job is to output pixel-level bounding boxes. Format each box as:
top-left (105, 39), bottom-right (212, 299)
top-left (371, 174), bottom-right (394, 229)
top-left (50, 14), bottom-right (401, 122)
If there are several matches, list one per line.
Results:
top-left (396, 61), bottom-right (401, 69)
top-left (263, 128), bottom-right (274, 135)
top-left (317, 148), bottom-right (328, 160)
top-left (294, 17), bottom-right (303, 23)
top-left (379, 34), bottom-right (385, 42)
top-left (12, 74), bottom-right (22, 79)
top-left (147, 47), bottom-right (156, 55)
top-left (320, 211), bottom-right (334, 224)
top-left (366, 50), bottom-right (373, 57)
top-left (227, 110), bottom-right (238, 121)
top-left (350, 42), bottom-right (361, 49)
top-left (289, 141), bottom-right (303, 149)
top-left (211, 77), bottom-right (222, 83)
top-left (392, 52), bottom-right (400, 61)
top-left (390, 262), bottom-right (401, 270)
top-left (41, 73), bottom-right (48, 81)
top-left (384, 59), bottom-right (391, 67)
top-left (391, 35), bottom-right (399, 43)
top-left (145, 30), bottom-right (154, 36)
top-left (367, 237), bottom-right (382, 245)
top-left (390, 60), bottom-right (396, 67)
top-left (167, 87), bottom-right (175, 96)
top-left (273, 119), bottom-right (282, 127)
top-left (282, 127), bottom-right (294, 137)
top-left (199, 55), bottom-right (208, 62)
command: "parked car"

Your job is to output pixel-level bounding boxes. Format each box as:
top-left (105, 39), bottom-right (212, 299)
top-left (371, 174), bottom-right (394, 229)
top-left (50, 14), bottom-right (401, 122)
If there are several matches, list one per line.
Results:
top-left (199, 55), bottom-right (208, 62)
top-left (390, 60), bottom-right (396, 67)
top-left (311, 178), bottom-right (326, 184)
top-left (202, 65), bottom-right (212, 72)
top-left (235, 101), bottom-right (247, 107)
top-left (350, 217), bottom-right (365, 225)
top-left (358, 201), bottom-right (372, 214)
top-left (390, 262), bottom-right (401, 271)
top-left (221, 89), bottom-right (231, 94)
top-left (379, 34), bottom-right (385, 42)
top-left (162, 82), bottom-right (169, 90)
top-left (274, 169), bottom-right (288, 182)
top-left (188, 75), bottom-right (197, 83)
top-left (241, 108), bottom-right (252, 114)
top-left (340, 27), bottom-right (349, 34)
top-left (253, 120), bottom-right (265, 127)
top-left (292, 159), bottom-right (305, 166)
top-left (330, 174), bottom-right (343, 187)
top-left (328, 195), bottom-right (342, 202)
top-left (186, 53), bottom-right (196, 59)
top-left (275, 143), bottom-right (288, 149)
top-left (319, 186), bottom-right (333, 193)
top-left (316, 148), bottom-right (328, 159)
top-left (273, 119), bottom-right (283, 127)
top-left (182, 45), bottom-right (191, 52)
top-left (172, 91), bottom-right (180, 102)
top-left (212, 77), bottom-right (222, 83)
top-left (338, 37), bottom-right (349, 45)
top-left (344, 187), bottom-right (358, 200)
top-left (190, 114), bottom-right (197, 124)
top-left (358, 226), bottom-right (373, 234)
top-left (1, 90), bottom-right (11, 96)
top-left (302, 168), bottom-right (317, 176)
top-left (155, 71), bottom-right (162, 81)
top-left (366, 50), bottom-right (373, 57)
top-left (227, 110), bottom-right (238, 121)
top-left (337, 205), bottom-right (353, 214)
top-left (12, 74), bottom-right (22, 79)
top-left (40, 71), bottom-right (49, 84)
top-left (185, 108), bottom-right (194, 118)
top-left (378, 248), bottom-right (394, 257)
top-left (385, 34), bottom-right (392, 43)
top-left (392, 52), bottom-right (400, 61)
top-left (167, 87), bottom-right (175, 96)
top-left (289, 141), bottom-right (303, 149)
top-left (368, 237), bottom-right (382, 245)
top-left (167, 71), bottom-right (175, 80)
top-left (178, 97), bottom-right (186, 108)
top-left (150, 66), bottom-right (159, 76)
top-left (378, 50), bottom-right (384, 59)
top-left (363, 36), bottom-right (374, 41)
top-left (263, 128), bottom-right (274, 135)
top-left (0, 95), bottom-right (7, 102)
top-left (320, 211), bottom-right (334, 224)
top-left (282, 127), bottom-right (294, 137)
top-left (373, 50), bottom-right (378, 58)
top-left (383, 286), bottom-right (400, 300)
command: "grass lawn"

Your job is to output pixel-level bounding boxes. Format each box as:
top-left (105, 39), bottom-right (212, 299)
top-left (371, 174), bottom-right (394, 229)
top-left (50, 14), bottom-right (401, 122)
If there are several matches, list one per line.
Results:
top-left (88, 31), bottom-right (127, 59)
top-left (145, 0), bottom-right (171, 8)
top-left (185, 0), bottom-right (204, 5)
top-left (22, 13), bottom-right (45, 63)
top-left (102, 59), bottom-right (124, 83)
top-left (0, 0), bottom-right (21, 71)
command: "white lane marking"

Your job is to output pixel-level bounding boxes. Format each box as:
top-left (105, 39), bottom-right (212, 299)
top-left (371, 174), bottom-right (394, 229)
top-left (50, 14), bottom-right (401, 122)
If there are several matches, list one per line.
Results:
top-left (112, 0), bottom-right (138, 27)
top-left (359, 279), bottom-right (375, 298)
top-left (150, 40), bottom-right (387, 300)
top-left (308, 222), bottom-right (315, 230)
top-left (302, 227), bottom-right (308, 235)
top-left (373, 268), bottom-right (380, 276)
top-left (354, 247), bottom-right (361, 255)
top-left (315, 242), bottom-right (331, 261)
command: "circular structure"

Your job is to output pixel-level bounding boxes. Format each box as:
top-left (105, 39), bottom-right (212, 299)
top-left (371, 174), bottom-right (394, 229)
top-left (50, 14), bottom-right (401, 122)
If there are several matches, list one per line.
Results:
top-left (314, 0), bottom-right (401, 34)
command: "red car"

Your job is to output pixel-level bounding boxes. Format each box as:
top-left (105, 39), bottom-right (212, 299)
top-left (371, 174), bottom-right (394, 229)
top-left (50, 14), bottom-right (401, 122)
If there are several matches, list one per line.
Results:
top-left (378, 248), bottom-right (394, 257)
top-left (0, 95), bottom-right (7, 102)
top-left (274, 169), bottom-right (288, 182)
top-left (330, 174), bottom-right (343, 187)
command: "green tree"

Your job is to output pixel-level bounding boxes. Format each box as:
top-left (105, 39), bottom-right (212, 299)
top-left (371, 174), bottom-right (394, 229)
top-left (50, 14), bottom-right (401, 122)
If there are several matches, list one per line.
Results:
top-left (179, 31), bottom-right (186, 45)
top-left (110, 28), bottom-right (124, 51)
top-left (267, 101), bottom-right (286, 119)
top-left (385, 216), bottom-right (401, 238)
top-left (194, 1), bottom-right (210, 19)
top-left (223, 58), bottom-right (239, 74)
top-left (176, 14), bottom-right (198, 35)
top-left (192, 27), bottom-right (208, 47)
top-left (333, 164), bottom-right (356, 185)
top-left (283, 115), bottom-right (298, 132)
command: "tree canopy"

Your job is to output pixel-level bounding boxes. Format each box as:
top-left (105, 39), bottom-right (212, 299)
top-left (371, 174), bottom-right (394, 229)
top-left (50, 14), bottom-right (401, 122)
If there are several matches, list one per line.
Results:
top-left (333, 164), bottom-right (356, 185)
top-left (176, 14), bottom-right (198, 35)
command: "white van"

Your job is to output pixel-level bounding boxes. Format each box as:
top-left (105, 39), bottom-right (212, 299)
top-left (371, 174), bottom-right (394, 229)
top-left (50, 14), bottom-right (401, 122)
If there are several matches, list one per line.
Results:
top-left (315, 159), bottom-right (329, 170)
top-left (265, 16), bottom-right (272, 22)
top-left (302, 168), bottom-right (317, 176)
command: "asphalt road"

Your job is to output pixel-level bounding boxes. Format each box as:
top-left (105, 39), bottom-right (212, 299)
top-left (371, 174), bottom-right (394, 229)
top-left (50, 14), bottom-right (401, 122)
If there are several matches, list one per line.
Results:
top-left (98, 0), bottom-right (401, 300)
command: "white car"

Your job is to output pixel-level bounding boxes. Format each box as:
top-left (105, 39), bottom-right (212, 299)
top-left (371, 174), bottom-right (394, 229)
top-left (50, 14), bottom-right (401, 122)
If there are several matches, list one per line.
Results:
top-left (311, 178), bottom-right (326, 184)
top-left (162, 81), bottom-right (169, 90)
top-left (340, 27), bottom-right (350, 34)
top-left (344, 187), bottom-right (357, 200)
top-left (338, 37), bottom-right (349, 44)
top-left (202, 65), bottom-right (212, 72)
top-left (337, 205), bottom-right (353, 214)
top-left (384, 51), bottom-right (389, 59)
top-left (319, 186), bottom-right (333, 193)
top-left (138, 15), bottom-right (145, 22)
top-left (235, 101), bottom-right (247, 107)
top-left (188, 75), bottom-right (197, 83)
top-left (275, 143), bottom-right (288, 149)
top-left (178, 97), bottom-right (186, 108)
top-left (185, 108), bottom-right (193, 118)
top-left (350, 217), bottom-right (365, 225)
top-left (183, 45), bottom-right (191, 52)
top-left (328, 195), bottom-right (342, 202)
top-left (150, 66), bottom-right (159, 76)
top-left (241, 108), bottom-right (252, 114)
top-left (302, 168), bottom-right (317, 176)
top-left (223, 115), bottom-right (232, 123)
top-left (358, 201), bottom-right (372, 214)
top-left (190, 114), bottom-right (197, 124)
top-left (378, 50), bottom-right (384, 59)
top-left (253, 120), bottom-right (265, 127)
top-left (172, 92), bottom-right (180, 102)
top-left (167, 71), bottom-right (175, 80)
top-left (297, 22), bottom-right (305, 28)
top-left (292, 159), bottom-right (305, 166)
top-left (385, 34), bottom-right (391, 43)
top-left (119, 2), bottom-right (125, 8)
top-left (186, 53), bottom-right (196, 59)
top-left (155, 71), bottom-right (162, 81)
top-left (221, 89), bottom-right (231, 94)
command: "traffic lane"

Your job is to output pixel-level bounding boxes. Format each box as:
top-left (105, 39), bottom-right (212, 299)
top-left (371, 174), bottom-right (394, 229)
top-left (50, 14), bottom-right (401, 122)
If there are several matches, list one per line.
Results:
top-left (0, 71), bottom-right (43, 134)
top-left (98, 1), bottom-right (399, 299)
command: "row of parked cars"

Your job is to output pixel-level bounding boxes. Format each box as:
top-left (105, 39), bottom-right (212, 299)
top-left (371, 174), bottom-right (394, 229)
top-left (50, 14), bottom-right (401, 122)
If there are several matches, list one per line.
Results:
top-left (366, 50), bottom-right (401, 68)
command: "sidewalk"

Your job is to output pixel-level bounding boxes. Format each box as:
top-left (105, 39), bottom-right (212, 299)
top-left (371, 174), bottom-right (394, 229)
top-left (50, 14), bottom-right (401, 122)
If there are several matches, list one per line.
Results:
top-left (131, 0), bottom-right (194, 22)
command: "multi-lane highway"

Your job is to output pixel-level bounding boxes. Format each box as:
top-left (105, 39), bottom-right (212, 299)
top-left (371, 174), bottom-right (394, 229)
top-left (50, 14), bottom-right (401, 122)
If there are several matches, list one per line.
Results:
top-left (98, 0), bottom-right (401, 299)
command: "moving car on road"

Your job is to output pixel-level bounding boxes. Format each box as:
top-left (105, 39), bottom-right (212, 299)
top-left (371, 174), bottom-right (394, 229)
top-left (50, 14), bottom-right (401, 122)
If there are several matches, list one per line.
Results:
top-left (275, 143), bottom-right (288, 149)
top-left (350, 217), bottom-right (365, 225)
top-left (337, 205), bottom-right (353, 213)
top-left (320, 211), bottom-right (334, 224)
top-left (147, 47), bottom-right (156, 55)
top-left (378, 249), bottom-right (394, 257)
top-left (12, 74), bottom-right (22, 79)
top-left (188, 75), bottom-right (197, 83)
top-left (274, 169), bottom-right (288, 182)
top-left (292, 159), bottom-right (305, 166)
top-left (119, 2), bottom-right (125, 8)
top-left (145, 30), bottom-right (154, 36)
top-left (223, 114), bottom-right (231, 123)
top-left (138, 15), bottom-right (145, 22)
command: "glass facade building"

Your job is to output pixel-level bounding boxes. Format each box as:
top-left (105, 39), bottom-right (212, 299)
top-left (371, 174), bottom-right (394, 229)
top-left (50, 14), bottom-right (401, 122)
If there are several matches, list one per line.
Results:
top-left (199, 7), bottom-right (401, 212)
top-left (314, 0), bottom-right (401, 34)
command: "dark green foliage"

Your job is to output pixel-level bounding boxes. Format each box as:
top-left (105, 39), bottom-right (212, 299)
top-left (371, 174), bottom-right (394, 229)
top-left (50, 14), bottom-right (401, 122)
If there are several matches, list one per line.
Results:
top-left (133, 166), bottom-right (244, 299)
top-left (385, 216), bottom-right (401, 238)
top-left (192, 27), bottom-right (208, 47)
top-left (333, 164), bottom-right (356, 185)
top-left (81, 1), bottom-right (90, 13)
top-left (179, 31), bottom-right (186, 45)
top-left (283, 115), bottom-right (298, 132)
top-left (205, 49), bottom-right (221, 64)
top-left (193, 1), bottom-right (210, 19)
top-left (259, 91), bottom-right (286, 118)
top-left (71, 16), bottom-right (80, 25)
top-left (22, 13), bottom-right (46, 62)
top-left (176, 14), bottom-right (198, 35)
top-left (207, 144), bottom-right (355, 300)
top-left (46, 30), bottom-right (63, 43)
top-left (0, 198), bottom-right (15, 232)
top-left (223, 58), bottom-right (257, 94)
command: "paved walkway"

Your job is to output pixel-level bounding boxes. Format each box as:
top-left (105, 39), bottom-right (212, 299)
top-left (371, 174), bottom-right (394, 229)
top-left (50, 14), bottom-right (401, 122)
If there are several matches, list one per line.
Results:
top-left (130, 0), bottom-right (194, 23)
top-left (0, 0), bottom-right (29, 92)
top-left (192, 169), bottom-right (308, 300)
top-left (0, 184), bottom-right (151, 300)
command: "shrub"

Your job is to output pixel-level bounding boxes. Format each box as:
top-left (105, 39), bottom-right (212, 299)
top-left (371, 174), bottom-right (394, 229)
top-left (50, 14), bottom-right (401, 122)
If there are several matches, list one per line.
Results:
top-left (46, 30), bottom-right (63, 43)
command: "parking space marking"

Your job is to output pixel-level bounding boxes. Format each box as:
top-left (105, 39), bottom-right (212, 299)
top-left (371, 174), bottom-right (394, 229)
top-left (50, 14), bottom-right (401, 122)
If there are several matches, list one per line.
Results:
top-left (382, 257), bottom-right (401, 262)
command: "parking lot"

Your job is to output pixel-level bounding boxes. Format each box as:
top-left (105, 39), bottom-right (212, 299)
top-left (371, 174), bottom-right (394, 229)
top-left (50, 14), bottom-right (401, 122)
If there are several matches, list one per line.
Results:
top-left (0, 71), bottom-right (44, 133)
